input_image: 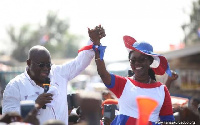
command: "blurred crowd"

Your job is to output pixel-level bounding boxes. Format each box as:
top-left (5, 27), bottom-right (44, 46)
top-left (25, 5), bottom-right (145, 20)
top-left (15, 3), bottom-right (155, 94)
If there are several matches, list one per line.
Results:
top-left (0, 70), bottom-right (200, 125)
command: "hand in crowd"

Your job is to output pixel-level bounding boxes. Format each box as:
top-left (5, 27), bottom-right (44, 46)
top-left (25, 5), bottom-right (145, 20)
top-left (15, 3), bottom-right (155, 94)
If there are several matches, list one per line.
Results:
top-left (168, 70), bottom-right (178, 82)
top-left (178, 107), bottom-right (200, 124)
top-left (88, 25), bottom-right (106, 45)
top-left (35, 93), bottom-right (53, 109)
top-left (0, 112), bottom-right (22, 124)
top-left (23, 104), bottom-right (40, 125)
top-left (165, 70), bottom-right (179, 89)
top-left (102, 117), bottom-right (113, 125)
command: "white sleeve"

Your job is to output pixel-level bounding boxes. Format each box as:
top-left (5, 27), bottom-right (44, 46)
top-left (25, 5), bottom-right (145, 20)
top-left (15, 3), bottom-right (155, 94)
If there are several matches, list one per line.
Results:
top-left (2, 81), bottom-right (21, 114)
top-left (53, 39), bottom-right (94, 81)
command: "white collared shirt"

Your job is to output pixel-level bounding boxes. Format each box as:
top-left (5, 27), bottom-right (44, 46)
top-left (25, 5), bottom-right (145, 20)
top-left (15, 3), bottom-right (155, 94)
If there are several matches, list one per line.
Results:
top-left (2, 40), bottom-right (94, 125)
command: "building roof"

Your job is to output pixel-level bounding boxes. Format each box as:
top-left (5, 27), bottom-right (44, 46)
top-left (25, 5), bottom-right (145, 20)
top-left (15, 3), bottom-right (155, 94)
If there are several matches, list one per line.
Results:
top-left (162, 43), bottom-right (200, 60)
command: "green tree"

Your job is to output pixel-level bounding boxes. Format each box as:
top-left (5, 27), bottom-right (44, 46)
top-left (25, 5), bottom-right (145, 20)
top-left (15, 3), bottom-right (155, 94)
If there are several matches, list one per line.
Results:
top-left (7, 11), bottom-right (82, 62)
top-left (183, 0), bottom-right (200, 45)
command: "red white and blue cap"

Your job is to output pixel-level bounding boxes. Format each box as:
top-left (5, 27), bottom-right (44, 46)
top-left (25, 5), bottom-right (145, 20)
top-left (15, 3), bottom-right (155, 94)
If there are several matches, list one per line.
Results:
top-left (123, 35), bottom-right (172, 76)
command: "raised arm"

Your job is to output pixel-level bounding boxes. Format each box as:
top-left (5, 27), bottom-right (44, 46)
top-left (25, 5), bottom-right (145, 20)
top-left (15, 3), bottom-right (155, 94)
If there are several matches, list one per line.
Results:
top-left (88, 26), bottom-right (111, 85)
top-left (165, 70), bottom-right (178, 90)
top-left (52, 25), bottom-right (108, 81)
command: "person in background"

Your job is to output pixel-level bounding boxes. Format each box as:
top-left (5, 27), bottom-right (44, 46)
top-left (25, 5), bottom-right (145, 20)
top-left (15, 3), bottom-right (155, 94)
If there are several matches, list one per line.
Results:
top-left (2, 25), bottom-right (105, 125)
top-left (101, 99), bottom-right (118, 125)
top-left (0, 112), bottom-right (22, 124)
top-left (43, 119), bottom-right (65, 125)
top-left (177, 106), bottom-right (200, 124)
top-left (73, 91), bottom-right (103, 125)
top-left (189, 98), bottom-right (200, 114)
top-left (0, 104), bottom-right (39, 125)
top-left (91, 34), bottom-right (174, 125)
top-left (102, 89), bottom-right (115, 101)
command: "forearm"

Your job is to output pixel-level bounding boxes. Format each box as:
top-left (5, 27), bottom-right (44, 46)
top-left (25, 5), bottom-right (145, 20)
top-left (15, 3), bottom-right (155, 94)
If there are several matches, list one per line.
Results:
top-left (95, 51), bottom-right (111, 85)
top-left (165, 71), bottom-right (178, 90)
top-left (56, 40), bottom-right (94, 80)
top-left (165, 79), bottom-right (172, 90)
top-left (88, 25), bottom-right (110, 84)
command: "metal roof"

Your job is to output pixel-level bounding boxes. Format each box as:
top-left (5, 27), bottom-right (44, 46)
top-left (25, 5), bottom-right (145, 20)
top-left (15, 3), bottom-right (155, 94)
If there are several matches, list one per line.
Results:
top-left (162, 43), bottom-right (200, 60)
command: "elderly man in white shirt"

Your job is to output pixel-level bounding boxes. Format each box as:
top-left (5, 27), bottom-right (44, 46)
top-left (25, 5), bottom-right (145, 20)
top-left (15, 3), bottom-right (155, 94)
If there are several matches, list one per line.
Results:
top-left (2, 25), bottom-right (106, 125)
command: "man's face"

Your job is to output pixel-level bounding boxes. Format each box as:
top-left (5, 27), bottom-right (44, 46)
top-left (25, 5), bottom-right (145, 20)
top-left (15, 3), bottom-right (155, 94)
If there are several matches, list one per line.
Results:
top-left (27, 51), bottom-right (51, 85)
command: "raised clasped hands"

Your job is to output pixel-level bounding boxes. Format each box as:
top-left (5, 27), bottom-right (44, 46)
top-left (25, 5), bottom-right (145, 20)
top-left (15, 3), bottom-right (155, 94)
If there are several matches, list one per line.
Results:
top-left (88, 25), bottom-right (106, 45)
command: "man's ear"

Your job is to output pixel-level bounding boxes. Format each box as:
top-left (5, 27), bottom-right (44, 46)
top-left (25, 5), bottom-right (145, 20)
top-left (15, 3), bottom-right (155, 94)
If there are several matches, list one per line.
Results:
top-left (27, 59), bottom-right (31, 67)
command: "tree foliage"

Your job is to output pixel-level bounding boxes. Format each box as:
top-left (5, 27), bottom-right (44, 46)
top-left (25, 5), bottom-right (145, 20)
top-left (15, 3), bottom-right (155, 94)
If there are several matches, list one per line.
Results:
top-left (7, 11), bottom-right (82, 62)
top-left (184, 0), bottom-right (200, 45)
